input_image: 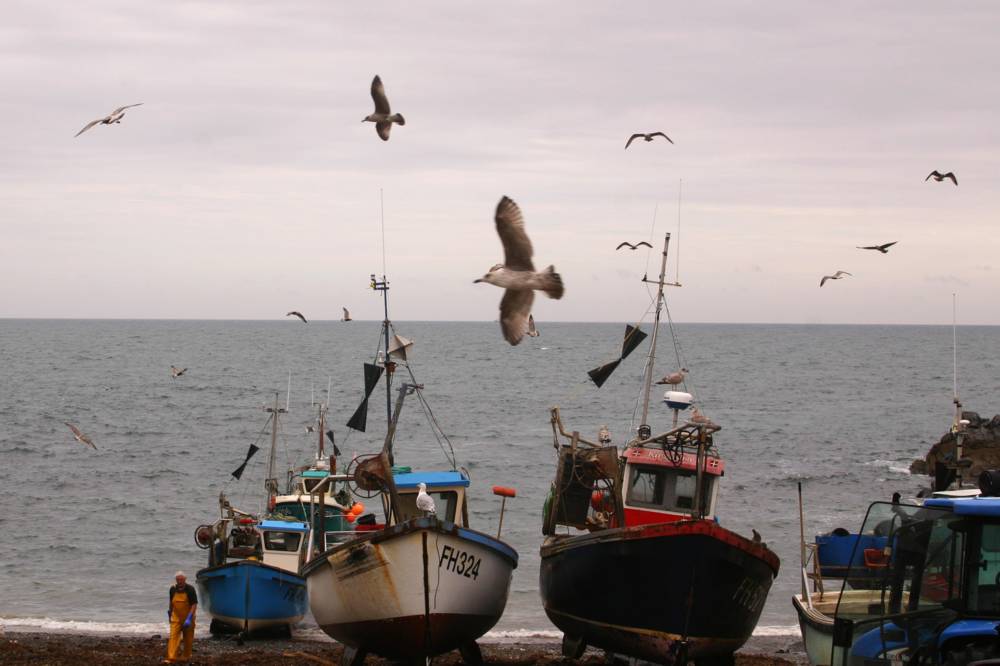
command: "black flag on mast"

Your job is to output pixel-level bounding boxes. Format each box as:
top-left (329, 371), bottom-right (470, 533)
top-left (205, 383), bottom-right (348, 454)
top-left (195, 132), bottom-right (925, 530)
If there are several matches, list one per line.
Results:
top-left (231, 444), bottom-right (260, 480)
top-left (346, 363), bottom-right (385, 432)
top-left (587, 325), bottom-right (648, 388)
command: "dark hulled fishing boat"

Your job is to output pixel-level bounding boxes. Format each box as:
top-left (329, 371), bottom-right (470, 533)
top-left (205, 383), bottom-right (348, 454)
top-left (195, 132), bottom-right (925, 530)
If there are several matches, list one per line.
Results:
top-left (540, 232), bottom-right (780, 665)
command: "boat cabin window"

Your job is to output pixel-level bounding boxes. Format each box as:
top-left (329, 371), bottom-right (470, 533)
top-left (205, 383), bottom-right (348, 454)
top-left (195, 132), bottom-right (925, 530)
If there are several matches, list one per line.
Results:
top-left (396, 490), bottom-right (459, 523)
top-left (627, 465), bottom-right (712, 514)
top-left (263, 530), bottom-right (302, 552)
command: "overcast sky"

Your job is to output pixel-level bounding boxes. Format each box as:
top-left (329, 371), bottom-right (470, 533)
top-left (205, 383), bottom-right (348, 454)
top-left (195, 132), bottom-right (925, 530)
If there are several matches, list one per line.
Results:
top-left (2, 2), bottom-right (998, 324)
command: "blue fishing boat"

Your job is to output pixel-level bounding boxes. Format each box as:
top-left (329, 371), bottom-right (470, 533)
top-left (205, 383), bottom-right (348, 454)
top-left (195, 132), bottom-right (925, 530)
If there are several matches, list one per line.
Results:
top-left (193, 394), bottom-right (319, 637)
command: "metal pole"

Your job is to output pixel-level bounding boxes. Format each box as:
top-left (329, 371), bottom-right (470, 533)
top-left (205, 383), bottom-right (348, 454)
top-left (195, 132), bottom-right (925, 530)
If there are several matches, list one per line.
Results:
top-left (640, 233), bottom-right (672, 430)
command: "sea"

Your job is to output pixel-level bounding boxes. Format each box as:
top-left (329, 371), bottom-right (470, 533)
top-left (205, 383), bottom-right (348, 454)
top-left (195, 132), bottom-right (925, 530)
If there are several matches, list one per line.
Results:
top-left (2, 319), bottom-right (998, 641)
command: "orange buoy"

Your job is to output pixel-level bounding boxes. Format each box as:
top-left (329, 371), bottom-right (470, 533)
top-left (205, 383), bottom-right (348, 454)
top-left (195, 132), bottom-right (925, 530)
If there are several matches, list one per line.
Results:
top-left (345, 513), bottom-right (356, 523)
top-left (351, 503), bottom-right (364, 515)
top-left (492, 486), bottom-right (517, 498)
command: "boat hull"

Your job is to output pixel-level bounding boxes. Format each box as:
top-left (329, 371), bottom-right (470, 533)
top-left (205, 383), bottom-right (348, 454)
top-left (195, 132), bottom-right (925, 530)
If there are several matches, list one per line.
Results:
top-left (302, 516), bottom-right (517, 659)
top-left (793, 594), bottom-right (834, 666)
top-left (540, 519), bottom-right (779, 664)
top-left (196, 560), bottom-right (308, 633)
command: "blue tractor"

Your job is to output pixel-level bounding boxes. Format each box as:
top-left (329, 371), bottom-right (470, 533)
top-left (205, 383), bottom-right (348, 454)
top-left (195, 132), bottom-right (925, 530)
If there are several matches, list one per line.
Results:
top-left (831, 488), bottom-right (1000, 665)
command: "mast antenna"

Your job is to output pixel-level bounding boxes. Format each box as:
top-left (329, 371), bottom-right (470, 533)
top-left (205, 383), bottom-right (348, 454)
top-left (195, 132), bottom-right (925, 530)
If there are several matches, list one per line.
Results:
top-left (380, 188), bottom-right (387, 277)
top-left (676, 179), bottom-right (682, 284)
top-left (286, 371), bottom-right (291, 413)
top-left (953, 292), bottom-right (958, 405)
top-left (638, 232), bottom-right (681, 433)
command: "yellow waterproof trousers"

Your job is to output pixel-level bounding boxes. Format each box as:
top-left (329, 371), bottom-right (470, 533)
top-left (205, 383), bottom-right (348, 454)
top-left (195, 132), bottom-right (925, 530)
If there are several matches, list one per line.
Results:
top-left (165, 591), bottom-right (195, 663)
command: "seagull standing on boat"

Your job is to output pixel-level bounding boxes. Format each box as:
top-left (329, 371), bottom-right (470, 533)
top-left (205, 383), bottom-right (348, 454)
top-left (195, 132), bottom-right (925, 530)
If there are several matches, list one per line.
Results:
top-left (819, 271), bottom-right (852, 287)
top-left (364, 75), bottom-right (405, 141)
top-left (286, 311), bottom-right (308, 323)
top-left (655, 368), bottom-right (688, 386)
top-left (416, 482), bottom-right (436, 516)
top-left (474, 196), bottom-right (565, 346)
top-left (65, 422), bottom-right (97, 450)
top-left (75, 103), bottom-right (143, 137)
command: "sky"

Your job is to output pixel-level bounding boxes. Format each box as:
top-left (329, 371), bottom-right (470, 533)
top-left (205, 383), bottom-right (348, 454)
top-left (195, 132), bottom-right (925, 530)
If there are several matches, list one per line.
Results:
top-left (2, 1), bottom-right (999, 324)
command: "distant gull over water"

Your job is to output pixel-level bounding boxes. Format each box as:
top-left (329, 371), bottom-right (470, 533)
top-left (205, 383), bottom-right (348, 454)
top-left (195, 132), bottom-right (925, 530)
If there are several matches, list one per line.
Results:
top-left (364, 75), bottom-right (405, 141)
top-left (616, 241), bottom-right (653, 251)
top-left (925, 170), bottom-right (958, 186)
top-left (474, 196), bottom-right (564, 346)
top-left (74, 103), bottom-right (143, 137)
top-left (342, 307), bottom-right (352, 322)
top-left (819, 271), bottom-right (852, 287)
top-left (857, 241), bottom-right (897, 254)
top-left (65, 422), bottom-right (96, 450)
top-left (170, 365), bottom-right (187, 378)
top-left (625, 132), bottom-right (673, 149)
top-left (655, 368), bottom-right (688, 386)
top-left (286, 311), bottom-right (308, 323)
top-left (527, 314), bottom-right (540, 338)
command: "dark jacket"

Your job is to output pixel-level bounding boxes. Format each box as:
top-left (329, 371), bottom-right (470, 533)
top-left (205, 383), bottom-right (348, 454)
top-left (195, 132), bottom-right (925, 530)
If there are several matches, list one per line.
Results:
top-left (168, 583), bottom-right (198, 608)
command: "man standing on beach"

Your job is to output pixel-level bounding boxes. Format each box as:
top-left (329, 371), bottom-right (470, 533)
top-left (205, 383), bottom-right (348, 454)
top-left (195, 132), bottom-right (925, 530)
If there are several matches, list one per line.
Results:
top-left (165, 571), bottom-right (197, 663)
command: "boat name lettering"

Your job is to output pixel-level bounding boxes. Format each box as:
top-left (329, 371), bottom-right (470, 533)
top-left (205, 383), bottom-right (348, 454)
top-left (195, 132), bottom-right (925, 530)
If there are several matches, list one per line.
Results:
top-left (731, 576), bottom-right (766, 613)
top-left (438, 545), bottom-right (481, 580)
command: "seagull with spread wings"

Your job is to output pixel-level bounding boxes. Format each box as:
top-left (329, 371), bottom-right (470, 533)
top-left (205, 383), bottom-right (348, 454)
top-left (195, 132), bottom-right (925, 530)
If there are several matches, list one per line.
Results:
top-left (75, 103), bottom-right (143, 137)
top-left (820, 271), bottom-right (852, 287)
top-left (857, 242), bottom-right (897, 254)
top-left (474, 196), bottom-right (564, 346)
top-left (363, 75), bottom-right (405, 141)
top-left (342, 307), bottom-right (352, 322)
top-left (286, 311), bottom-right (308, 323)
top-left (926, 171), bottom-right (958, 186)
top-left (625, 132), bottom-right (673, 149)
top-left (170, 365), bottom-right (187, 378)
top-left (65, 422), bottom-right (97, 450)
top-left (616, 241), bottom-right (653, 251)
top-left (527, 314), bottom-right (540, 338)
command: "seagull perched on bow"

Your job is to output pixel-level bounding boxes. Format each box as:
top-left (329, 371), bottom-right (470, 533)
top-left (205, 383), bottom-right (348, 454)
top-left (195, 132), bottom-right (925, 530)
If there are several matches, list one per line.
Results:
top-left (474, 196), bottom-right (564, 346)
top-left (75, 103), bottom-right (143, 137)
top-left (625, 132), bottom-right (673, 149)
top-left (925, 170), bottom-right (958, 186)
top-left (416, 482), bottom-right (436, 515)
top-left (363, 75), bottom-right (405, 141)
top-left (286, 311), bottom-right (307, 323)
top-left (857, 242), bottom-right (897, 254)
top-left (819, 271), bottom-right (852, 287)
top-left (65, 423), bottom-right (97, 450)
top-left (616, 241), bottom-right (653, 251)
top-left (655, 368), bottom-right (688, 386)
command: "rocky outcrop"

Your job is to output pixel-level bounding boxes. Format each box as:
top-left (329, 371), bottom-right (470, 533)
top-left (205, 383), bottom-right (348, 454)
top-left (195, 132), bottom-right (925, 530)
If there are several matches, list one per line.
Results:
top-left (912, 411), bottom-right (1000, 488)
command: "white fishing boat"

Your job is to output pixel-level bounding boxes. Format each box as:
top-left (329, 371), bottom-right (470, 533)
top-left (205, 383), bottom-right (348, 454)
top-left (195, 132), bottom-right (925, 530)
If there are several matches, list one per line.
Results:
top-left (301, 272), bottom-right (519, 665)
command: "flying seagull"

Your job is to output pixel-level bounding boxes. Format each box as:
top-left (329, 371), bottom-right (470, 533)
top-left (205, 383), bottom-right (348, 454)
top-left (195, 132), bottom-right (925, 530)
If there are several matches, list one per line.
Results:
top-left (857, 242), bottom-right (897, 254)
top-left (416, 482), bottom-right (436, 515)
top-left (364, 75), bottom-right (405, 141)
top-left (655, 368), bottom-right (688, 386)
top-left (286, 311), bottom-right (308, 323)
top-left (474, 196), bottom-right (565, 346)
top-left (625, 132), bottom-right (673, 149)
top-left (925, 170), bottom-right (958, 186)
top-left (819, 271), bottom-right (852, 287)
top-left (616, 241), bottom-right (653, 251)
top-left (74, 103), bottom-right (143, 137)
top-left (342, 307), bottom-right (352, 322)
top-left (170, 365), bottom-right (187, 378)
top-left (527, 314), bottom-right (540, 338)
top-left (65, 422), bottom-right (97, 450)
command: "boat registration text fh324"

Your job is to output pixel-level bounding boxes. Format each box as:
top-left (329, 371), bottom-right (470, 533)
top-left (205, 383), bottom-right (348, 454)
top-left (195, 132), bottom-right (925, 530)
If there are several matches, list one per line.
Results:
top-left (438, 545), bottom-right (482, 580)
